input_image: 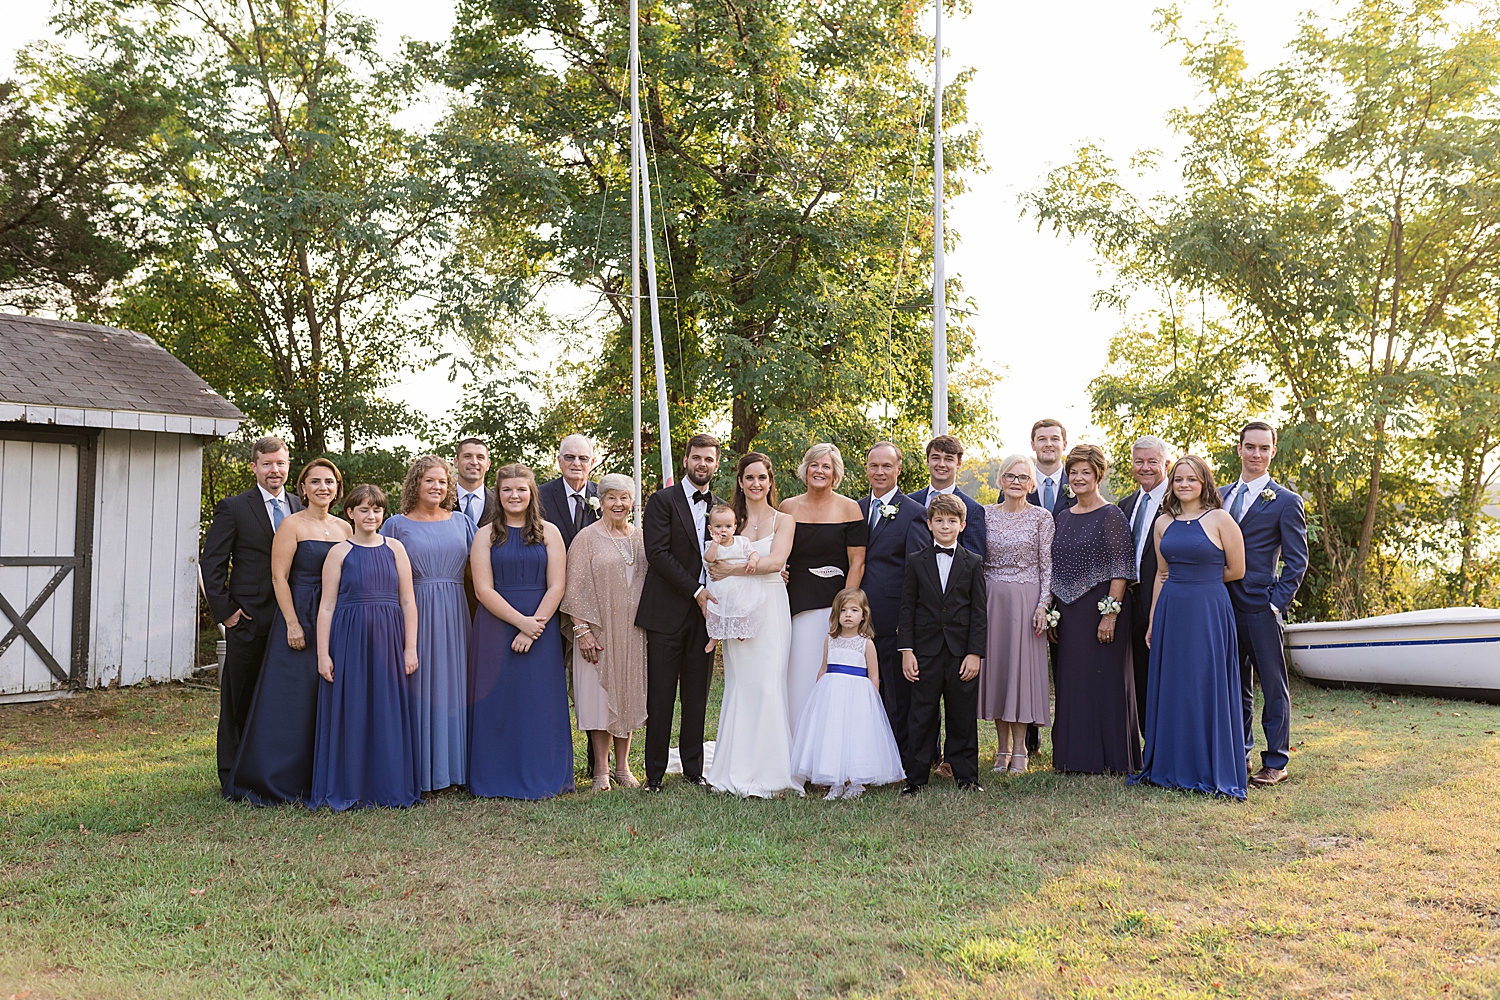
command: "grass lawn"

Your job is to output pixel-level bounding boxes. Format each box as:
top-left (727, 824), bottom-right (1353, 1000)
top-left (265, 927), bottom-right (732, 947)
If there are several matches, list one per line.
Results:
top-left (1, 674), bottom-right (1498, 999)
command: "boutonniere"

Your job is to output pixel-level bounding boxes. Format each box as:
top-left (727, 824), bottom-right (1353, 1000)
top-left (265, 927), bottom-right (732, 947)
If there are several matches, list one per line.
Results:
top-left (878, 501), bottom-right (900, 520)
top-left (1259, 488), bottom-right (1276, 505)
top-left (586, 495), bottom-right (601, 513)
top-left (1063, 484), bottom-right (1075, 498)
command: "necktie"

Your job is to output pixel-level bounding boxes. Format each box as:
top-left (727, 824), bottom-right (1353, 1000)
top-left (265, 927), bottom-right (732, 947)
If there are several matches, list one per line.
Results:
top-left (1130, 492), bottom-right (1150, 553)
top-left (462, 493), bottom-right (475, 523)
top-left (1230, 483), bottom-right (1249, 520)
top-left (1042, 477), bottom-right (1055, 511)
top-left (935, 546), bottom-right (956, 556)
top-left (869, 497), bottom-right (882, 531)
top-left (269, 496), bottom-right (285, 530)
top-left (572, 492), bottom-right (584, 531)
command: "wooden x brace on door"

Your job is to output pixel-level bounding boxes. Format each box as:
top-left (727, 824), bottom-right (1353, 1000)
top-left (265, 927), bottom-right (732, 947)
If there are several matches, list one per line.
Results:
top-left (0, 558), bottom-right (75, 684)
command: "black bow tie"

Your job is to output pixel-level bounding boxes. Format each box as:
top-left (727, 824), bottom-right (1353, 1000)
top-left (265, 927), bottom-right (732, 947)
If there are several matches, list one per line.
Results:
top-left (935, 546), bottom-right (956, 557)
top-left (691, 490), bottom-right (711, 505)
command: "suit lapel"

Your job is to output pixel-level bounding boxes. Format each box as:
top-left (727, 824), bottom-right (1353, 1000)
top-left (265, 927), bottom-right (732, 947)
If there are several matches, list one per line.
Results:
top-left (1237, 480), bottom-right (1276, 533)
top-left (243, 487), bottom-right (275, 547)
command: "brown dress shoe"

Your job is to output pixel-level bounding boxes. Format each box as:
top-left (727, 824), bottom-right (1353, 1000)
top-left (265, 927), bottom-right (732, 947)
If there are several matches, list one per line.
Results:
top-left (1249, 766), bottom-right (1288, 787)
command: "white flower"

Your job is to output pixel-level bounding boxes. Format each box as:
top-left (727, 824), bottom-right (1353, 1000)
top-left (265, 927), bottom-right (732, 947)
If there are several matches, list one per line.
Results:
top-left (1044, 608), bottom-right (1061, 628)
top-left (1259, 488), bottom-right (1276, 503)
top-left (878, 502), bottom-right (900, 520)
top-left (586, 495), bottom-right (601, 512)
top-left (1063, 483), bottom-right (1075, 498)
top-left (1097, 595), bottom-right (1122, 616)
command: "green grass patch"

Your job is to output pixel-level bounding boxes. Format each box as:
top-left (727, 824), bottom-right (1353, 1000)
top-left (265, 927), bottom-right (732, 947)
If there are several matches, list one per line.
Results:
top-left (2, 678), bottom-right (1499, 998)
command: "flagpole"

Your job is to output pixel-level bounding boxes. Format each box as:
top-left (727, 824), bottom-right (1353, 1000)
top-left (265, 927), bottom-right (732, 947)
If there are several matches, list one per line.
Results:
top-left (640, 131), bottom-right (675, 486)
top-left (629, 0), bottom-right (643, 518)
top-left (931, 0), bottom-right (948, 438)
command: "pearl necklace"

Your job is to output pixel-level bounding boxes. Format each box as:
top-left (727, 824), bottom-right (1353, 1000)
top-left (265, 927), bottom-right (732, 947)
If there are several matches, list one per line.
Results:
top-left (604, 525), bottom-right (635, 565)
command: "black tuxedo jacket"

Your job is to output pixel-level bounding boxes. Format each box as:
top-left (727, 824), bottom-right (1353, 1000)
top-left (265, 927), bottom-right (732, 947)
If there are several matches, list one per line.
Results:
top-left (634, 483), bottom-right (724, 635)
top-left (200, 486), bottom-right (305, 629)
top-left (908, 486), bottom-right (987, 558)
top-left (539, 476), bottom-right (599, 548)
top-left (898, 543), bottom-right (988, 660)
top-left (857, 492), bottom-right (931, 638)
top-left (1027, 477), bottom-right (1078, 518)
top-left (1116, 489), bottom-right (1159, 595)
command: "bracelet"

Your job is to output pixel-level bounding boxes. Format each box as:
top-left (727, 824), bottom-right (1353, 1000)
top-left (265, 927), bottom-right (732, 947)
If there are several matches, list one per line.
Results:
top-left (572, 624), bottom-right (593, 636)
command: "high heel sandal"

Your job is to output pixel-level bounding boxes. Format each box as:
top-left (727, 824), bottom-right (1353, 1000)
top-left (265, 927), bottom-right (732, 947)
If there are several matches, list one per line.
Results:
top-left (993, 752), bottom-right (1012, 773)
top-left (612, 766), bottom-right (641, 789)
top-left (1008, 753), bottom-right (1028, 775)
top-left (591, 772), bottom-right (612, 792)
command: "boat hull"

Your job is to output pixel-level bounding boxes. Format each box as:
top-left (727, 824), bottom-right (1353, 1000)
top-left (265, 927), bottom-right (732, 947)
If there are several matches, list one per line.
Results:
top-left (1284, 608), bottom-right (1500, 704)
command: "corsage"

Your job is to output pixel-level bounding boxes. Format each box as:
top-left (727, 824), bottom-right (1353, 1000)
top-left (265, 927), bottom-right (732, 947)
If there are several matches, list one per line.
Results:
top-left (1097, 596), bottom-right (1122, 616)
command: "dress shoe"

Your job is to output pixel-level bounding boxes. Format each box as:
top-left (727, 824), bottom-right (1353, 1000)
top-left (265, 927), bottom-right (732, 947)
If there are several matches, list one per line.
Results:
top-left (956, 781), bottom-right (984, 793)
top-left (683, 774), bottom-right (709, 787)
top-left (644, 780), bottom-right (664, 793)
top-left (899, 784), bottom-right (922, 798)
top-left (1249, 766), bottom-right (1288, 787)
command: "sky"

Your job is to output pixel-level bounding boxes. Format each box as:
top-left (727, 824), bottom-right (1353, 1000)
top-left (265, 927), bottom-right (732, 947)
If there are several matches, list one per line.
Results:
top-left (2, 0), bottom-right (1332, 457)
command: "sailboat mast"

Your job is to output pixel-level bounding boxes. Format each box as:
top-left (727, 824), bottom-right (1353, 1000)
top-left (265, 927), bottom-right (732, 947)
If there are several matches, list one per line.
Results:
top-left (629, 0), bottom-right (643, 516)
top-left (931, 0), bottom-right (948, 437)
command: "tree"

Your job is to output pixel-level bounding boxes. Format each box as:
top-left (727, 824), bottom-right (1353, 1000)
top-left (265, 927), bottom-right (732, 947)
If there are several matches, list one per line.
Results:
top-left (1028, 0), bottom-right (1500, 616)
top-left (0, 45), bottom-right (169, 313)
top-left (441, 0), bottom-right (993, 492)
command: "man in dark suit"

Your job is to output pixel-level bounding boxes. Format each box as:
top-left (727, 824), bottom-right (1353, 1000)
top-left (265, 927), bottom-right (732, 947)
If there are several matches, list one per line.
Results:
top-left (1116, 435), bottom-right (1172, 735)
top-left (200, 436), bottom-right (304, 797)
top-left (908, 435), bottom-right (987, 557)
top-left (635, 434), bottom-right (724, 791)
top-left (1219, 420), bottom-right (1308, 788)
top-left (454, 437), bottom-right (498, 528)
top-left (1022, 417), bottom-right (1076, 756)
top-left (857, 441), bottom-right (932, 758)
top-left (539, 433), bottom-right (600, 549)
top-left (1025, 418), bottom-right (1078, 516)
top-left (898, 494), bottom-right (988, 795)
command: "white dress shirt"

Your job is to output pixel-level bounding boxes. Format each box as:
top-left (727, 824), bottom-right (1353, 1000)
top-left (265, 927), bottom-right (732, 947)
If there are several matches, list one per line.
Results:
top-left (922, 482), bottom-right (957, 508)
top-left (1131, 480), bottom-right (1169, 574)
top-left (869, 486), bottom-right (899, 529)
top-left (457, 485), bottom-right (486, 524)
top-left (682, 479), bottom-right (711, 591)
top-left (935, 546), bottom-right (954, 590)
top-left (1035, 467), bottom-right (1066, 508)
top-left (566, 484), bottom-right (589, 522)
top-left (258, 484), bottom-right (289, 529)
top-left (1227, 472), bottom-right (1272, 522)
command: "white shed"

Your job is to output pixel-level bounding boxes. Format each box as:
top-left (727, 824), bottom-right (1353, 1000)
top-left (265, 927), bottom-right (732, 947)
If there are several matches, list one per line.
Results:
top-left (0, 314), bottom-right (244, 703)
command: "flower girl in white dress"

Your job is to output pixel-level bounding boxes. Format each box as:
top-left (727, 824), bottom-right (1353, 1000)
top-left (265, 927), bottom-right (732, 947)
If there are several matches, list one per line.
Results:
top-left (789, 588), bottom-right (906, 799)
top-left (703, 505), bottom-right (766, 647)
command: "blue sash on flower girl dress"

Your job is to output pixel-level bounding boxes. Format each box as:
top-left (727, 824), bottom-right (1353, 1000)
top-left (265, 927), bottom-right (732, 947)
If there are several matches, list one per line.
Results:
top-left (789, 636), bottom-right (906, 788)
top-left (824, 645), bottom-right (867, 677)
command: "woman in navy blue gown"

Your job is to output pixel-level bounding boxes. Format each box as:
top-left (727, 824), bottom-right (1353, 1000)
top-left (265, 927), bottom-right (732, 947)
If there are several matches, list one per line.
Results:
top-left (230, 459), bottom-right (350, 805)
top-left (467, 463), bottom-right (573, 800)
top-left (1130, 455), bottom-right (1248, 799)
top-left (310, 484), bottom-right (422, 811)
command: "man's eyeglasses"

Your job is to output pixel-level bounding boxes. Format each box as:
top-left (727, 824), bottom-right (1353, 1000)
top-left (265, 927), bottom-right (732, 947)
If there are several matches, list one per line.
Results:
top-left (561, 453), bottom-right (591, 464)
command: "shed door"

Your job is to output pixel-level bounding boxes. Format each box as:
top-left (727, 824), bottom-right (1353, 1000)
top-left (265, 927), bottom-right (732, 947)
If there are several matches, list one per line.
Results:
top-left (0, 435), bottom-right (82, 693)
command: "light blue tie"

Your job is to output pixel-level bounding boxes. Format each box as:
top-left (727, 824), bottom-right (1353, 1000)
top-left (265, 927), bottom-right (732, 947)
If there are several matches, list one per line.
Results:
top-left (1042, 477), bottom-right (1055, 511)
top-left (269, 496), bottom-right (285, 530)
top-left (1230, 483), bottom-right (1249, 520)
top-left (463, 493), bottom-right (476, 523)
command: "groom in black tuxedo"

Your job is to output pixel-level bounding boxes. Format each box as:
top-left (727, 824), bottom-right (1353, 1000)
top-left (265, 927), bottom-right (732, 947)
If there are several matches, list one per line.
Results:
top-left (200, 436), bottom-right (304, 796)
top-left (635, 434), bottom-right (724, 791)
top-left (898, 494), bottom-right (988, 794)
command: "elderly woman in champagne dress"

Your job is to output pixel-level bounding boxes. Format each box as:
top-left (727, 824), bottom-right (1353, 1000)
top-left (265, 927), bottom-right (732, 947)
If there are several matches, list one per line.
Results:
top-left (561, 473), bottom-right (648, 791)
top-left (979, 455), bottom-right (1054, 776)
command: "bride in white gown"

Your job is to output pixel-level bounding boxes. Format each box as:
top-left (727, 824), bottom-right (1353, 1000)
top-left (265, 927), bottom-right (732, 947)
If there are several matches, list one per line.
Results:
top-left (707, 453), bottom-right (803, 798)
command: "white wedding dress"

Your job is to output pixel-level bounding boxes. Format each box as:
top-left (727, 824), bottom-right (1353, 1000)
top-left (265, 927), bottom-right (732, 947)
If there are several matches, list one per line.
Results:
top-left (707, 522), bottom-right (804, 798)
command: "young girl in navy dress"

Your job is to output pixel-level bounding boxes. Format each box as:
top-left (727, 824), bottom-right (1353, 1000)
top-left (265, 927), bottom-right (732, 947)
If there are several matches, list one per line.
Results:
top-left (311, 484), bottom-right (422, 811)
top-left (789, 588), bottom-right (906, 799)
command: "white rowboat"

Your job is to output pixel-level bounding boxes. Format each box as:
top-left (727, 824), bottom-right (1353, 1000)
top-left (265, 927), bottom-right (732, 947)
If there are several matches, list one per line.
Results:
top-left (1284, 607), bottom-right (1500, 704)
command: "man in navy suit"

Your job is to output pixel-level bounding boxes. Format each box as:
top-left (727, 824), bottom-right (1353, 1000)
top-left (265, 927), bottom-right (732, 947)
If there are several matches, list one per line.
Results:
top-left (1220, 421), bottom-right (1308, 787)
top-left (200, 436), bottom-right (304, 796)
top-left (1117, 435), bottom-right (1172, 735)
top-left (1025, 418), bottom-right (1078, 517)
top-left (908, 435), bottom-right (987, 558)
top-left (539, 434), bottom-right (600, 549)
top-left (857, 441), bottom-right (931, 757)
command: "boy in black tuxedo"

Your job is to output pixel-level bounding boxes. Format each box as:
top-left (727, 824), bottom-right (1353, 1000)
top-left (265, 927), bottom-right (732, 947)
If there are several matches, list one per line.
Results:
top-left (898, 493), bottom-right (988, 795)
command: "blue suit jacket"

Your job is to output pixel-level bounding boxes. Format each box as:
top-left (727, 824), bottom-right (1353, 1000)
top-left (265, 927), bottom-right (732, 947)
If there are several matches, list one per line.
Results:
top-left (1219, 479), bottom-right (1308, 615)
top-left (857, 492), bottom-right (932, 638)
top-left (908, 486), bottom-right (987, 560)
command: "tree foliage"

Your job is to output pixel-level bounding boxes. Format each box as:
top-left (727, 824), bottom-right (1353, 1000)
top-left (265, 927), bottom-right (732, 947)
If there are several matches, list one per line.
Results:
top-left (442, 0), bottom-right (994, 493)
top-left (1029, 0), bottom-right (1500, 617)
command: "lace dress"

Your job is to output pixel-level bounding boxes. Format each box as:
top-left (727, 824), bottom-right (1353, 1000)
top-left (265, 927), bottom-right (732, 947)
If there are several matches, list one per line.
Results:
top-left (788, 634), bottom-right (906, 788)
top-left (979, 504), bottom-right (1055, 724)
top-left (705, 536), bottom-right (767, 639)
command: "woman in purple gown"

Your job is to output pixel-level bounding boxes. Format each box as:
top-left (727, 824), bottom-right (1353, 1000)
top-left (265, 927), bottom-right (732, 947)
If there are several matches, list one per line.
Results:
top-left (1130, 455), bottom-right (1248, 799)
top-left (1049, 445), bottom-right (1141, 775)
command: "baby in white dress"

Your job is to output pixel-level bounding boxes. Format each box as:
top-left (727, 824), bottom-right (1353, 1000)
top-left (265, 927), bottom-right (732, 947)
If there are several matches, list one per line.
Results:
top-left (703, 505), bottom-right (766, 648)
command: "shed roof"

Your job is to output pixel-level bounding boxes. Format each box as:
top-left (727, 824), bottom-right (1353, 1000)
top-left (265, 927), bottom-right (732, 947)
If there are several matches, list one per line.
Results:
top-left (0, 313), bottom-right (244, 428)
